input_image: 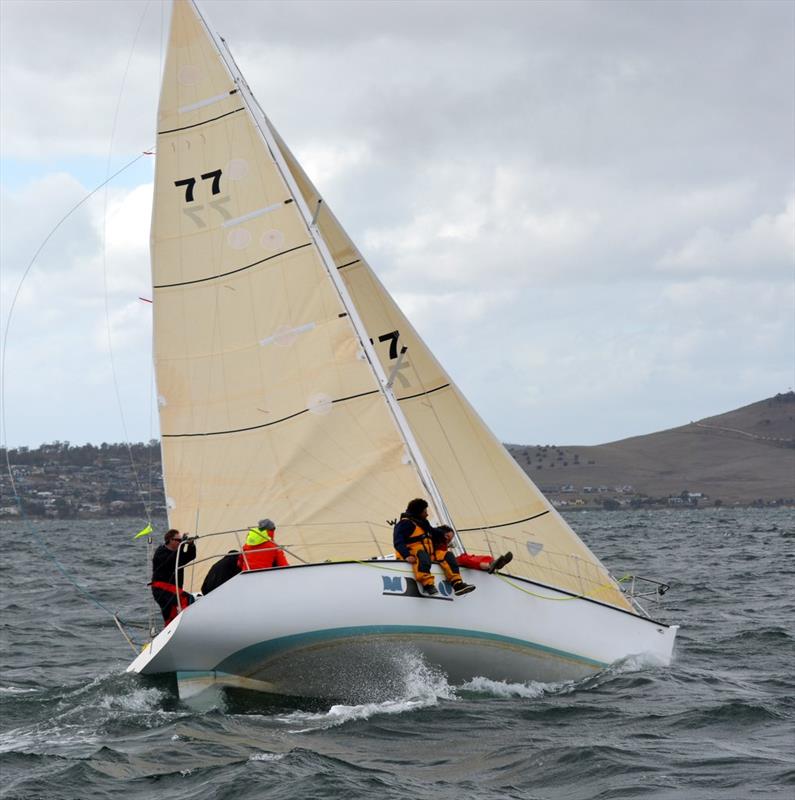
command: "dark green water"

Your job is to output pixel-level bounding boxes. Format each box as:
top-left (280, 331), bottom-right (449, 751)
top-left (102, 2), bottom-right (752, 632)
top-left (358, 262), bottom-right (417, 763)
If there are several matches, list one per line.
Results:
top-left (1, 508), bottom-right (793, 799)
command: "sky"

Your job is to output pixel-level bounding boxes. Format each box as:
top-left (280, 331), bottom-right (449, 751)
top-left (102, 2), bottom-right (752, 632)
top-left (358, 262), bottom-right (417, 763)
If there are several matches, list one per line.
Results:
top-left (1, 0), bottom-right (793, 449)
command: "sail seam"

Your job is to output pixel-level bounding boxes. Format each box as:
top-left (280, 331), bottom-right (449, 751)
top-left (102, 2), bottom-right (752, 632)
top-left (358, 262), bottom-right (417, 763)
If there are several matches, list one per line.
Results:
top-left (397, 383), bottom-right (450, 402)
top-left (458, 509), bottom-right (551, 532)
top-left (162, 389), bottom-right (380, 438)
top-left (336, 259), bottom-right (360, 270)
top-left (153, 242), bottom-right (313, 288)
top-left (157, 107), bottom-right (245, 135)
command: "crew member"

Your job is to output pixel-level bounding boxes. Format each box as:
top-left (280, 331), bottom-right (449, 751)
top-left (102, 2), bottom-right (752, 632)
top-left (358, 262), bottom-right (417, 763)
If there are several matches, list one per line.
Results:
top-left (458, 551), bottom-right (513, 574)
top-left (239, 518), bottom-right (289, 571)
top-left (393, 498), bottom-right (475, 597)
top-left (430, 525), bottom-right (476, 595)
top-left (201, 550), bottom-right (242, 594)
top-left (432, 525), bottom-right (512, 577)
top-left (150, 528), bottom-right (196, 624)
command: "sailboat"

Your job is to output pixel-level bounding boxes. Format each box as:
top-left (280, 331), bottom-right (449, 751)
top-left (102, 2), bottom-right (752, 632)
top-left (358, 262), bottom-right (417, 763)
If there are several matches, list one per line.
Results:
top-left (128, 0), bottom-right (678, 700)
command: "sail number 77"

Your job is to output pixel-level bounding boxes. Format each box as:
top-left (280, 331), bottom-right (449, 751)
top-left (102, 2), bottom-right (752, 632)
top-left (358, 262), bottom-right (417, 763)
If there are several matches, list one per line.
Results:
top-left (174, 169), bottom-right (223, 202)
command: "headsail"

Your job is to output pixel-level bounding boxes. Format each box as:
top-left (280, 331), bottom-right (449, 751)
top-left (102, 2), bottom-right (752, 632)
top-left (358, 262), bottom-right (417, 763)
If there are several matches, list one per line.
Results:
top-left (152, 0), bottom-right (632, 611)
top-left (267, 125), bottom-right (632, 611)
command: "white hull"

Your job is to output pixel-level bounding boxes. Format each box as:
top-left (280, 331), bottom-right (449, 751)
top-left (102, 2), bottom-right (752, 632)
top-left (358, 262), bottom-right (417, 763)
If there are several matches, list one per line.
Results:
top-left (128, 562), bottom-right (677, 699)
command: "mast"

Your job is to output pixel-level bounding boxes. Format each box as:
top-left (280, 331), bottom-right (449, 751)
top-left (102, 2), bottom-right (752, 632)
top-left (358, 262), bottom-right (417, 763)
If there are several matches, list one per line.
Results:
top-left (188, 1), bottom-right (457, 533)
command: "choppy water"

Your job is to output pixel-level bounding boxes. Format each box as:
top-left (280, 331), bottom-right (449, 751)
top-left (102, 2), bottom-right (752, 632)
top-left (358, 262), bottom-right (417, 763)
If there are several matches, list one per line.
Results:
top-left (1, 508), bottom-right (793, 799)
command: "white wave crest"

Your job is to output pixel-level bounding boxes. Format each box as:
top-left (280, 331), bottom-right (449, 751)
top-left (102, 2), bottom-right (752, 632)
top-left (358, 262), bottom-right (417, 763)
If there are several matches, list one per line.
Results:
top-left (280, 651), bottom-right (456, 731)
top-left (459, 675), bottom-right (555, 698)
top-left (0, 686), bottom-right (38, 695)
top-left (249, 752), bottom-right (285, 761)
top-left (399, 650), bottom-right (456, 703)
top-left (608, 651), bottom-right (668, 674)
top-left (97, 686), bottom-right (166, 712)
top-left (281, 696), bottom-right (431, 732)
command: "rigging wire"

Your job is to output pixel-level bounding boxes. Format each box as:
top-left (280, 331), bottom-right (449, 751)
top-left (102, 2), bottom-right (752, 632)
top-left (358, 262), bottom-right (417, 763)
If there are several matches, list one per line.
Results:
top-left (95, 0), bottom-right (160, 640)
top-left (0, 1), bottom-right (162, 651)
top-left (100, 0), bottom-right (154, 526)
top-left (0, 152), bottom-right (152, 651)
top-left (1, 151), bottom-right (147, 499)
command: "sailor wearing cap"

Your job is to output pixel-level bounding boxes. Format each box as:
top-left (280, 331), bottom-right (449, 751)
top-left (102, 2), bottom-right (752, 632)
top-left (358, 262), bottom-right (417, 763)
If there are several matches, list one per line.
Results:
top-left (238, 518), bottom-right (289, 571)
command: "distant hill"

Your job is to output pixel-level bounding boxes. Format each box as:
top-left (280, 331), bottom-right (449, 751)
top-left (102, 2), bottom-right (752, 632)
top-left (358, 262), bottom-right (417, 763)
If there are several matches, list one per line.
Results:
top-left (507, 392), bottom-right (795, 507)
top-left (1, 394), bottom-right (793, 518)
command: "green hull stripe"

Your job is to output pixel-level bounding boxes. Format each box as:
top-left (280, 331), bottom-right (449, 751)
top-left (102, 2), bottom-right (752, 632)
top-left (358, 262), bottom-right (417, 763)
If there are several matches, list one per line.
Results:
top-left (214, 624), bottom-right (607, 675)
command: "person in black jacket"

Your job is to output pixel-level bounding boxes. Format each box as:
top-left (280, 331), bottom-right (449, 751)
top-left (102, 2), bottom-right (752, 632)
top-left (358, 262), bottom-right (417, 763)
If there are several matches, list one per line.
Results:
top-left (201, 551), bottom-right (242, 595)
top-left (150, 528), bottom-right (197, 624)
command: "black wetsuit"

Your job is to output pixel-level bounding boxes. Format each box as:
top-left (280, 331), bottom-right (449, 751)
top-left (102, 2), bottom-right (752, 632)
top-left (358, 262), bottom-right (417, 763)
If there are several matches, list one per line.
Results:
top-left (200, 552), bottom-right (241, 595)
top-left (150, 540), bottom-right (196, 622)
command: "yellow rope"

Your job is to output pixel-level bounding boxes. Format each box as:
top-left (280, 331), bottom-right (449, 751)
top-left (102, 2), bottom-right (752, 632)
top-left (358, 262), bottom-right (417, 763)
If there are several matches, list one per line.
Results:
top-left (495, 572), bottom-right (631, 602)
top-left (348, 559), bottom-right (409, 574)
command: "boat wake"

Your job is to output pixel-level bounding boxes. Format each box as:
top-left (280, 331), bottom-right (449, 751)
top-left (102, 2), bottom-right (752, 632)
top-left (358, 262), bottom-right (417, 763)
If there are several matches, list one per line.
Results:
top-left (458, 651), bottom-right (671, 700)
top-left (278, 651), bottom-right (455, 731)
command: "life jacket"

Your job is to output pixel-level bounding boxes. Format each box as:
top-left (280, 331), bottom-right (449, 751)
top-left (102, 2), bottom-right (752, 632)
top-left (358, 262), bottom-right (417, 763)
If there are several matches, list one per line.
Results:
top-left (246, 527), bottom-right (273, 546)
top-left (239, 528), bottom-right (288, 570)
top-left (403, 519), bottom-right (433, 555)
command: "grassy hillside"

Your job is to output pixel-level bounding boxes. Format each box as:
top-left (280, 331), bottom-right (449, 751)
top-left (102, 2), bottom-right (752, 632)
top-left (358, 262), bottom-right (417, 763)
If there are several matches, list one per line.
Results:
top-left (508, 392), bottom-right (795, 506)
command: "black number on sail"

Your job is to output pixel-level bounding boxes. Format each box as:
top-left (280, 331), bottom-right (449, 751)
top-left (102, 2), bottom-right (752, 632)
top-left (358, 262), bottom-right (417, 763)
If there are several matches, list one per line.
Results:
top-left (175, 168), bottom-right (223, 202)
top-left (378, 330), bottom-right (401, 359)
top-left (174, 177), bottom-right (197, 202)
top-left (201, 169), bottom-right (223, 195)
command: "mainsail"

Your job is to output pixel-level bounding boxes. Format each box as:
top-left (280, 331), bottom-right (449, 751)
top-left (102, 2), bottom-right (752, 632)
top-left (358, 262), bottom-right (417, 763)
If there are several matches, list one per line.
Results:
top-left (151, 0), bottom-right (632, 612)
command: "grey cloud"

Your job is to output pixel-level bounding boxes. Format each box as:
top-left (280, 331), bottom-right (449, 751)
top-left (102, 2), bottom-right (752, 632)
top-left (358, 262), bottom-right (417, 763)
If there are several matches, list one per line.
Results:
top-left (1, 0), bottom-right (792, 446)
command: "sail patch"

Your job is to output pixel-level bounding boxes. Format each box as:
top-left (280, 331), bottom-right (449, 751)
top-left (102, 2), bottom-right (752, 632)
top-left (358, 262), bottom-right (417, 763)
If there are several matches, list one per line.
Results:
top-left (178, 65), bottom-right (202, 85)
top-left (226, 158), bottom-right (249, 181)
top-left (260, 229), bottom-right (285, 251)
top-left (259, 323), bottom-right (316, 348)
top-left (227, 228), bottom-right (252, 250)
top-left (307, 393), bottom-right (333, 416)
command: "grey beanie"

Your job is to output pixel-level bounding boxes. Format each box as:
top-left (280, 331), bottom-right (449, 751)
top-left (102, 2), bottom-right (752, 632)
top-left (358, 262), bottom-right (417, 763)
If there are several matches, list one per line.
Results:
top-left (258, 518), bottom-right (276, 531)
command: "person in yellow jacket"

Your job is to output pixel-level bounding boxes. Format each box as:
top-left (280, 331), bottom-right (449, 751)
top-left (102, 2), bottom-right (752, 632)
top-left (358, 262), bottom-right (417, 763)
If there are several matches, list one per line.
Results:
top-left (238, 518), bottom-right (289, 571)
top-left (392, 499), bottom-right (475, 596)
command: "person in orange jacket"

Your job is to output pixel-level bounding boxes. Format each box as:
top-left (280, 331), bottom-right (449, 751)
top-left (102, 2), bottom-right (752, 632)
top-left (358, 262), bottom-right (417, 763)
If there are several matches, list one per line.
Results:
top-left (238, 518), bottom-right (289, 571)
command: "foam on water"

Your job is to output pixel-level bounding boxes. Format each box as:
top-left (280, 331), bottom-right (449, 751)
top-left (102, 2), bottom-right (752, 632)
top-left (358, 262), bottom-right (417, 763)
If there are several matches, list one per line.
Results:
top-left (97, 685), bottom-right (167, 712)
top-left (0, 723), bottom-right (101, 756)
top-left (608, 652), bottom-right (669, 675)
top-left (459, 675), bottom-right (556, 698)
top-left (279, 651), bottom-right (456, 731)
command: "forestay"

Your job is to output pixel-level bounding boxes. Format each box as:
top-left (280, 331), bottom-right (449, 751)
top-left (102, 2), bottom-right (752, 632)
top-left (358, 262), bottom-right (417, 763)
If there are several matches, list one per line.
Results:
top-left (152, 0), bottom-right (632, 612)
